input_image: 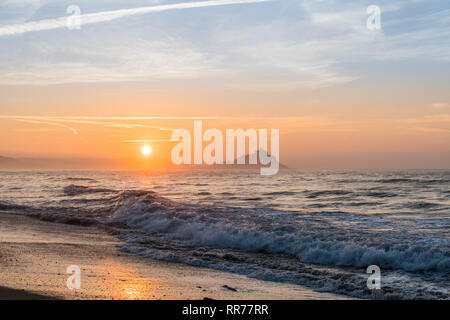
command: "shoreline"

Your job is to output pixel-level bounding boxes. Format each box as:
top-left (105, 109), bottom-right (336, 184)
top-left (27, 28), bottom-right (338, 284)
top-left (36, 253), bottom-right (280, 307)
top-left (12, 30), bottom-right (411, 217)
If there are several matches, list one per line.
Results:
top-left (0, 212), bottom-right (350, 300)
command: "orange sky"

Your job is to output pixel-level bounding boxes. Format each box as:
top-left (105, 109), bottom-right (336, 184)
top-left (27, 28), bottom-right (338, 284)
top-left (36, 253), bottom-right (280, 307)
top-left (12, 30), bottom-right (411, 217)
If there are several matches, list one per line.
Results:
top-left (1, 85), bottom-right (449, 170)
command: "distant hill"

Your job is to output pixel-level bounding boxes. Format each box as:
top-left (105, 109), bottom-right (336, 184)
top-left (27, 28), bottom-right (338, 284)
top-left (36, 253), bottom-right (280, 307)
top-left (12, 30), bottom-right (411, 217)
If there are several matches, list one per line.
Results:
top-left (0, 155), bottom-right (113, 170)
top-left (0, 151), bottom-right (288, 171)
top-left (0, 156), bottom-right (19, 167)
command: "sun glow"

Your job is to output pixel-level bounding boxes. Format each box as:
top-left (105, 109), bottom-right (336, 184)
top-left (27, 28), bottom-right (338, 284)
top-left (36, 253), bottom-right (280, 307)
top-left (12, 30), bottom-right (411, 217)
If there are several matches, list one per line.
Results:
top-left (141, 145), bottom-right (152, 156)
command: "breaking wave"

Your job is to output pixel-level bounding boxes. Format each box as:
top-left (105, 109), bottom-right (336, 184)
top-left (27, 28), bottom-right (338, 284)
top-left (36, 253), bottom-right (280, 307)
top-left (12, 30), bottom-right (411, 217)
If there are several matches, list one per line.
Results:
top-left (110, 192), bottom-right (450, 273)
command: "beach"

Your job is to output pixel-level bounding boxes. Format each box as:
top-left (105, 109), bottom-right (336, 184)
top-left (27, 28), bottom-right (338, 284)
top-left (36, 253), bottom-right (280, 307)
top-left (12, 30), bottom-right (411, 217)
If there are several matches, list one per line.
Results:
top-left (0, 212), bottom-right (348, 300)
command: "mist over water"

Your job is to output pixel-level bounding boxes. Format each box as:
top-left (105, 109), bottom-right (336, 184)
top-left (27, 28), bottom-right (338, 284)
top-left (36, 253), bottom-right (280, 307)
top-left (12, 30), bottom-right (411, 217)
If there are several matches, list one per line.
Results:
top-left (0, 170), bottom-right (449, 299)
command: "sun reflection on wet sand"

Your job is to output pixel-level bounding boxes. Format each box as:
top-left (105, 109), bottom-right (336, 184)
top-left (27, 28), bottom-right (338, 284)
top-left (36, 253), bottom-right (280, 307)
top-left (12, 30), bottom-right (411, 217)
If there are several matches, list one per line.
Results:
top-left (101, 259), bottom-right (163, 300)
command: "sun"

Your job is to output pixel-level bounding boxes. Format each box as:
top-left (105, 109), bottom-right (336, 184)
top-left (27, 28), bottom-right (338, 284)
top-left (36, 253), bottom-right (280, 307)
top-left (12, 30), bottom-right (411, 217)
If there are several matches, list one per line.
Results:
top-left (141, 145), bottom-right (152, 156)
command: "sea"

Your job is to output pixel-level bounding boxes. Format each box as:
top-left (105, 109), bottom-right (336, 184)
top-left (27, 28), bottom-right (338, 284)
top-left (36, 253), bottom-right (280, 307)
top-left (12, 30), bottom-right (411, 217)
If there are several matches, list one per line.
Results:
top-left (0, 169), bottom-right (449, 299)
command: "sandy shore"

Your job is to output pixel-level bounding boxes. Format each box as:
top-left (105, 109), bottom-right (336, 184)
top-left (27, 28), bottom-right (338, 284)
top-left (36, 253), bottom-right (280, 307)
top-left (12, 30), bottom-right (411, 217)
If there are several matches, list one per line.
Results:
top-left (0, 212), bottom-right (349, 300)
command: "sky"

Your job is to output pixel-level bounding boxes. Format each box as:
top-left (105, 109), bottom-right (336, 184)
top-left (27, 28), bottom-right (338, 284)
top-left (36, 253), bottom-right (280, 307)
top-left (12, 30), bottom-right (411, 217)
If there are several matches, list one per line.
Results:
top-left (0, 0), bottom-right (449, 169)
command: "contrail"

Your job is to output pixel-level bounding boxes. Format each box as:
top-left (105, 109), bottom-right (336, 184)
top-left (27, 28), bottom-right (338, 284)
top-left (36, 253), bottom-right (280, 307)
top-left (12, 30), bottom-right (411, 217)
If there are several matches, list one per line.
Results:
top-left (12, 118), bottom-right (78, 135)
top-left (121, 139), bottom-right (180, 143)
top-left (0, 116), bottom-right (176, 133)
top-left (0, 0), bottom-right (270, 37)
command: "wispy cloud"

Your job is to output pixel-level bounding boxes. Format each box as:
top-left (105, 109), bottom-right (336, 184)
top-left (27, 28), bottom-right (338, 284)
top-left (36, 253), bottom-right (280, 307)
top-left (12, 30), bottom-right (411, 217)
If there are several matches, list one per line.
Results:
top-left (0, 0), bottom-right (270, 37)
top-left (121, 139), bottom-right (179, 143)
top-left (1, 0), bottom-right (448, 89)
top-left (0, 115), bottom-right (223, 135)
top-left (11, 118), bottom-right (78, 135)
top-left (430, 102), bottom-right (447, 109)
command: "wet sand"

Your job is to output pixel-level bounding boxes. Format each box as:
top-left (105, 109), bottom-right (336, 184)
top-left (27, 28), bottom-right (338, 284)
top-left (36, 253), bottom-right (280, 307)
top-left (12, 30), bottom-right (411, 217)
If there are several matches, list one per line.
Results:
top-left (0, 286), bottom-right (55, 300)
top-left (0, 212), bottom-right (349, 300)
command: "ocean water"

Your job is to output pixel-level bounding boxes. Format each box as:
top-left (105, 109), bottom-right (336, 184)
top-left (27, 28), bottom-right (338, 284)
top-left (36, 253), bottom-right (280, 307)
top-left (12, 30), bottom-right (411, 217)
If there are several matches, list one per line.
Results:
top-left (0, 170), bottom-right (449, 299)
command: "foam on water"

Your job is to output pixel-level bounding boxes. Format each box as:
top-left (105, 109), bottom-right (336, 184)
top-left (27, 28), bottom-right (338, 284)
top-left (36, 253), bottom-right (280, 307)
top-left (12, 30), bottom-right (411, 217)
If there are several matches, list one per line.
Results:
top-left (110, 192), bottom-right (449, 272)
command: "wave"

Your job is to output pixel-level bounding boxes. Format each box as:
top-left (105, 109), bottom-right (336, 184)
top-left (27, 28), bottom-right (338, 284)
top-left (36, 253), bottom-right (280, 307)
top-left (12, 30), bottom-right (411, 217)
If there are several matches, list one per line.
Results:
top-left (110, 191), bottom-right (449, 299)
top-left (118, 239), bottom-right (449, 300)
top-left (28, 212), bottom-right (102, 227)
top-left (65, 177), bottom-right (97, 182)
top-left (375, 178), bottom-right (450, 185)
top-left (377, 178), bottom-right (415, 183)
top-left (3, 184), bottom-right (449, 275)
top-left (110, 192), bottom-right (450, 273)
top-left (304, 190), bottom-right (354, 198)
top-left (0, 200), bottom-right (26, 211)
top-left (405, 201), bottom-right (441, 209)
top-left (263, 191), bottom-right (298, 196)
top-left (361, 191), bottom-right (397, 198)
top-left (63, 184), bottom-right (115, 196)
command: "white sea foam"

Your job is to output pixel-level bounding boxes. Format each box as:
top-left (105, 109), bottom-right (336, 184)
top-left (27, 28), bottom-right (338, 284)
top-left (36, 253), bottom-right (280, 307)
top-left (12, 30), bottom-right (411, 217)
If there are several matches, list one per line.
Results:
top-left (111, 193), bottom-right (450, 273)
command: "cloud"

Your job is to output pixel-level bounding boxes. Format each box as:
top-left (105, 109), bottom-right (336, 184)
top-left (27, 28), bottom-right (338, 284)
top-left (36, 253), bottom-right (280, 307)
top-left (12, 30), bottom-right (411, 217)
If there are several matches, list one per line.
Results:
top-left (0, 0), bottom-right (270, 36)
top-left (0, 38), bottom-right (224, 85)
top-left (430, 103), bottom-right (447, 109)
top-left (121, 139), bottom-right (179, 143)
top-left (0, 0), bottom-right (448, 89)
top-left (11, 118), bottom-right (78, 135)
top-left (0, 115), bottom-right (222, 135)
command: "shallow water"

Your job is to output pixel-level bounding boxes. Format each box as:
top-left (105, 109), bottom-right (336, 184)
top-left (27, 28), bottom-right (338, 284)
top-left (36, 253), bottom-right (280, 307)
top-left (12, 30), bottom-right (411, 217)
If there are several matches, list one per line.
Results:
top-left (0, 169), bottom-right (449, 299)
